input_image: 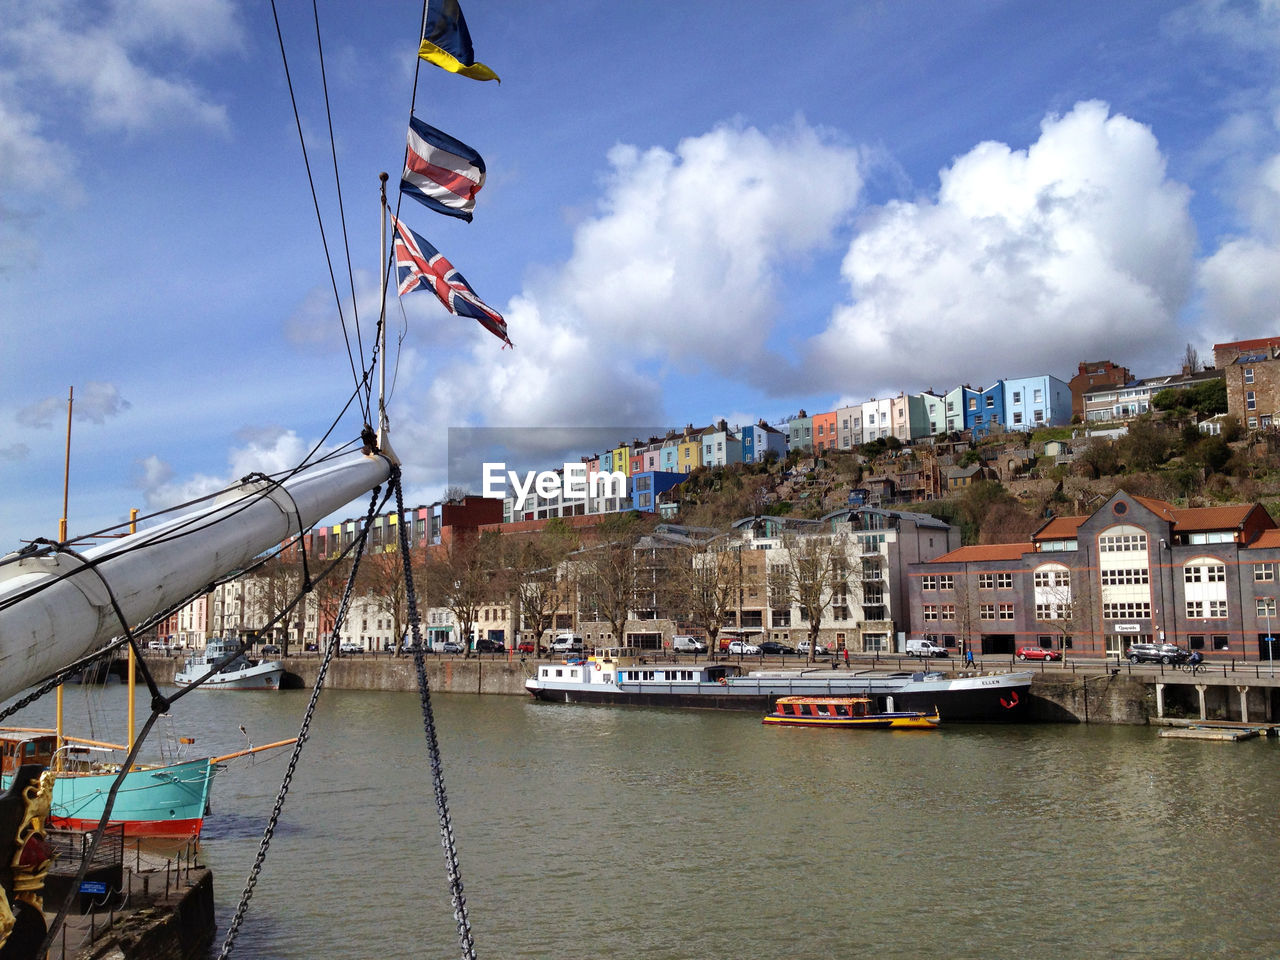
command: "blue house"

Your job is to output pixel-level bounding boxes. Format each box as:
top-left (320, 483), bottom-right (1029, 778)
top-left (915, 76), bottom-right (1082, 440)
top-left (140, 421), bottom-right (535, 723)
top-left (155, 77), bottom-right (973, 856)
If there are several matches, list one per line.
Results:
top-left (742, 419), bottom-right (787, 463)
top-left (1003, 375), bottom-right (1072, 431)
top-left (971, 381), bottom-right (1006, 437)
top-left (630, 471), bottom-right (685, 513)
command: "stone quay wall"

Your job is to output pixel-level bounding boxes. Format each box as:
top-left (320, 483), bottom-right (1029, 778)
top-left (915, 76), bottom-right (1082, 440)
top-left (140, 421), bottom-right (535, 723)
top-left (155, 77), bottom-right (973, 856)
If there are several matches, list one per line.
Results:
top-left (141, 655), bottom-right (1276, 725)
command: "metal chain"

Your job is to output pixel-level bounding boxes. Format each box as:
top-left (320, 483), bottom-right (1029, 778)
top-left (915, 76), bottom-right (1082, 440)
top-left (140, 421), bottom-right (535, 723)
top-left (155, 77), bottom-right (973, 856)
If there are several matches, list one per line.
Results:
top-left (217, 483), bottom-right (384, 959)
top-left (394, 472), bottom-right (477, 960)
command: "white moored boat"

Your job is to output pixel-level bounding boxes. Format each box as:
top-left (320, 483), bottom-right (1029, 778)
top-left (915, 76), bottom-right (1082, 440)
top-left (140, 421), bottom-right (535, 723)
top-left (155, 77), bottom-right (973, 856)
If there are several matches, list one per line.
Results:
top-left (174, 637), bottom-right (285, 691)
top-left (526, 647), bottom-right (1033, 721)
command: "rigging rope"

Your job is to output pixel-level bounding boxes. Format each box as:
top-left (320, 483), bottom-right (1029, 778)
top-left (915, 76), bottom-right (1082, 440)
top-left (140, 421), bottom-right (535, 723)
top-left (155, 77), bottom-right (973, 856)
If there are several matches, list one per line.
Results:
top-left (395, 471), bottom-right (477, 960)
top-left (216, 482), bottom-right (384, 959)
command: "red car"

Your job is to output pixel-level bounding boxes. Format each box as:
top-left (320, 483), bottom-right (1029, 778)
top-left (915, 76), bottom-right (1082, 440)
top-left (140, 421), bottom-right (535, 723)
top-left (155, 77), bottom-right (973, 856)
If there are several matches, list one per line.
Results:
top-left (1016, 646), bottom-right (1061, 662)
top-left (517, 641), bottom-right (537, 654)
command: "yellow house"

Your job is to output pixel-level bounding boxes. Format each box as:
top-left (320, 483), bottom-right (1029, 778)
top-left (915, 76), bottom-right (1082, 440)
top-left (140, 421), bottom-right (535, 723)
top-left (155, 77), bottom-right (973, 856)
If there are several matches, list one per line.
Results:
top-left (608, 442), bottom-right (632, 476)
top-left (677, 426), bottom-right (705, 474)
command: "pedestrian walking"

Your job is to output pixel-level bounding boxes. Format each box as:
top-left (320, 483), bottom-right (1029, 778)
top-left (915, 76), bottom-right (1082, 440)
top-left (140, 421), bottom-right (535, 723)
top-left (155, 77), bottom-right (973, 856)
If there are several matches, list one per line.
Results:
top-left (965, 647), bottom-right (975, 668)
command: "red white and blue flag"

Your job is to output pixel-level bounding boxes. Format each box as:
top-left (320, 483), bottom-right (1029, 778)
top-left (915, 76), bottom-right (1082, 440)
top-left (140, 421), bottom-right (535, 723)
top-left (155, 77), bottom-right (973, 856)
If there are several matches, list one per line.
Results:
top-left (401, 117), bottom-right (486, 222)
top-left (391, 214), bottom-right (511, 346)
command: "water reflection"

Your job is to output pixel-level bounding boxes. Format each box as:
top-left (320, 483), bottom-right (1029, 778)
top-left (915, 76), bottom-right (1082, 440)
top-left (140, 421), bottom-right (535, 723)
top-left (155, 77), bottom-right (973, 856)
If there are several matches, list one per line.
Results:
top-left (6, 684), bottom-right (1278, 959)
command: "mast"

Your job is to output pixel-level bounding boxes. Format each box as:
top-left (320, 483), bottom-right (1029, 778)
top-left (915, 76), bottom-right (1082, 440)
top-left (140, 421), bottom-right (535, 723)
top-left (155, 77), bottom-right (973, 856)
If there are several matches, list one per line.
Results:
top-left (0, 451), bottom-right (393, 702)
top-left (56, 385), bottom-right (72, 771)
top-left (378, 171), bottom-right (391, 451)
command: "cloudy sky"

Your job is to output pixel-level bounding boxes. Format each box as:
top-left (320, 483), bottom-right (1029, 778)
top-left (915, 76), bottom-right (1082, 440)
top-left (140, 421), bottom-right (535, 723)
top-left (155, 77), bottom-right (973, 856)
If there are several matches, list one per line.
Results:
top-left (2, 0), bottom-right (1280, 550)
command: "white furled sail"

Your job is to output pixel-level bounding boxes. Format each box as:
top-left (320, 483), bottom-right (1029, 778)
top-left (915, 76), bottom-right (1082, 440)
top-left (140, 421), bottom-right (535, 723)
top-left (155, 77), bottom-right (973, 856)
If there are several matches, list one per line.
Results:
top-left (0, 451), bottom-right (392, 701)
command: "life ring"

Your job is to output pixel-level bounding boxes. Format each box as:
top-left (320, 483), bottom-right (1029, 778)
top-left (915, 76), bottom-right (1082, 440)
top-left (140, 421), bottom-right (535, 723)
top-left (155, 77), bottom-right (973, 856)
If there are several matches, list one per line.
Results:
top-left (717, 677), bottom-right (728, 686)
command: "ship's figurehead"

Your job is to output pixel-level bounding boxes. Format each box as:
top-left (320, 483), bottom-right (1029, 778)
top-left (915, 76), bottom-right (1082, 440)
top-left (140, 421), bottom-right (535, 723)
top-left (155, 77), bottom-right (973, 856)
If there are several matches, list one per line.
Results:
top-left (0, 764), bottom-right (56, 959)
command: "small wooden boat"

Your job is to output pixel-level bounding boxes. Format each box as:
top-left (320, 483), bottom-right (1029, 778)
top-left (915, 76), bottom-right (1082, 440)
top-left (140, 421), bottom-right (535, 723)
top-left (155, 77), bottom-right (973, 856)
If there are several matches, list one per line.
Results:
top-left (762, 696), bottom-right (940, 730)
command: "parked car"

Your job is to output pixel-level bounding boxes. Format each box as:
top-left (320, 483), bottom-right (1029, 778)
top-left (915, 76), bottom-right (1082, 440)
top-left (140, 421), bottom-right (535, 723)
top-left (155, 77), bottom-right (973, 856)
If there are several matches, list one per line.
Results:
top-left (260, 644), bottom-right (282, 657)
top-left (517, 641), bottom-right (537, 654)
top-left (797, 639), bottom-right (830, 656)
top-left (1016, 646), bottom-right (1060, 662)
top-left (728, 640), bottom-right (761, 655)
top-left (338, 642), bottom-right (363, 654)
top-left (431, 640), bottom-right (463, 654)
top-left (905, 638), bottom-right (949, 658)
top-left (760, 641), bottom-right (795, 655)
top-left (475, 638), bottom-right (506, 653)
top-left (1126, 642), bottom-right (1188, 665)
top-left (550, 634), bottom-right (585, 655)
top-left (671, 635), bottom-right (707, 653)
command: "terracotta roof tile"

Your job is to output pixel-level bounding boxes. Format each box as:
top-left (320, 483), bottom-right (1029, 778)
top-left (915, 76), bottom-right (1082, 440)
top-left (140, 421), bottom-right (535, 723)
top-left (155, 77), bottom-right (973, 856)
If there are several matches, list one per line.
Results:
top-left (1247, 529), bottom-right (1280, 549)
top-left (1033, 516), bottom-right (1087, 540)
top-left (1130, 494), bottom-right (1176, 521)
top-left (931, 542), bottom-right (1033, 563)
top-left (1170, 504), bottom-right (1254, 532)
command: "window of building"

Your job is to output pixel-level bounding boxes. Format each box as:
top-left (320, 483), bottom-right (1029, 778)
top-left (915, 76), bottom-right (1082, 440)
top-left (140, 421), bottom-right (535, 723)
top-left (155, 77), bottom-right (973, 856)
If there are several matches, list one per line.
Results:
top-left (1099, 532), bottom-right (1147, 552)
top-left (1249, 416), bottom-right (1259, 428)
top-left (921, 575), bottom-right (937, 590)
top-left (998, 603), bottom-right (1015, 620)
top-left (968, 398), bottom-right (977, 410)
top-left (1013, 412), bottom-right (1023, 425)
top-left (1212, 635), bottom-right (1230, 651)
top-left (939, 575), bottom-right (954, 590)
top-left (1186, 600), bottom-right (1204, 618)
top-left (941, 604), bottom-right (955, 620)
top-left (1247, 391), bottom-right (1256, 410)
top-left (1208, 599), bottom-right (1228, 618)
top-left (1257, 597), bottom-right (1277, 618)
top-left (996, 572), bottom-right (1013, 589)
top-left (1012, 391), bottom-right (1022, 403)
top-left (1255, 563), bottom-right (1275, 582)
top-left (978, 573), bottom-right (995, 589)
top-left (1034, 389), bottom-right (1043, 402)
top-left (1245, 367), bottom-right (1254, 384)
top-left (980, 603), bottom-right (995, 620)
top-left (1034, 410), bottom-right (1045, 422)
top-left (1187, 634), bottom-right (1205, 650)
top-left (922, 604), bottom-right (938, 621)
top-left (986, 396), bottom-right (995, 408)
top-left (1102, 602), bottom-right (1151, 618)
top-left (1100, 568), bottom-right (1149, 585)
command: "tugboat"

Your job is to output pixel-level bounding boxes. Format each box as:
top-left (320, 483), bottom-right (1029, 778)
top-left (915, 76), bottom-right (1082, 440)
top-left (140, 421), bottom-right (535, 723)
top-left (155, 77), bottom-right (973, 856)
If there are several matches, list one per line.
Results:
top-left (174, 637), bottom-right (285, 691)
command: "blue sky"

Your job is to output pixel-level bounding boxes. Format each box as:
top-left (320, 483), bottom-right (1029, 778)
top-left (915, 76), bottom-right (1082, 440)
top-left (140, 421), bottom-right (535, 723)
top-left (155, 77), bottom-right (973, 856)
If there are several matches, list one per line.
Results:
top-left (3, 0), bottom-right (1280, 550)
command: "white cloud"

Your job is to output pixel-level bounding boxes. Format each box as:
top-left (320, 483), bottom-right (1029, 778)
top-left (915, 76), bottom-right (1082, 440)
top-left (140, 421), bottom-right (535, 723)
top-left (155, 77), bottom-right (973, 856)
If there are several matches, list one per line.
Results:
top-left (373, 120), bottom-right (864, 501)
top-left (0, 0), bottom-right (239, 151)
top-left (0, 443), bottom-right (29, 462)
top-left (804, 101), bottom-right (1196, 392)
top-left (15, 381), bottom-right (131, 428)
top-left (137, 428), bottom-right (317, 514)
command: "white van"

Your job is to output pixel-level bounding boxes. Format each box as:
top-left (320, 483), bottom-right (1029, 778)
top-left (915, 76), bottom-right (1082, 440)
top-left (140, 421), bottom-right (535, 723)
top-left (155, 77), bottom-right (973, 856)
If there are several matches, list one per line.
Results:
top-left (905, 638), bottom-right (949, 658)
top-left (550, 633), bottom-right (585, 655)
top-left (671, 635), bottom-right (707, 653)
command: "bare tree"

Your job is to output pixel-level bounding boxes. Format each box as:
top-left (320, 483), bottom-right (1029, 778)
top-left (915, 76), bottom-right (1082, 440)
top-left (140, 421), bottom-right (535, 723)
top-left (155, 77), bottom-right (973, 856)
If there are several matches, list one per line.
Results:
top-left (312, 556), bottom-right (355, 652)
top-left (423, 533), bottom-right (501, 656)
top-left (358, 547), bottom-right (426, 654)
top-left (244, 555), bottom-right (303, 654)
top-left (662, 539), bottom-right (742, 654)
top-left (1182, 342), bottom-right (1202, 373)
top-left (773, 532), bottom-right (850, 664)
top-left (576, 513), bottom-right (643, 647)
top-left (506, 524), bottom-right (577, 652)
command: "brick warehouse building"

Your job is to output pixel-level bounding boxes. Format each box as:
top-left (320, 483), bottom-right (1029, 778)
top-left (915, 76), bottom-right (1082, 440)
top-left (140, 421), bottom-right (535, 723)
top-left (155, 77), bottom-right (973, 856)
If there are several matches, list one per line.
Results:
top-left (908, 490), bottom-right (1280, 663)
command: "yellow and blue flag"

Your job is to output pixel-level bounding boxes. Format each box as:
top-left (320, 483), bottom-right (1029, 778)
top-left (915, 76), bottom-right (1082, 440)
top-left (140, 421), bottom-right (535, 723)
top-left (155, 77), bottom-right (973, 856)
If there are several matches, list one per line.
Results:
top-left (419, 0), bottom-right (500, 83)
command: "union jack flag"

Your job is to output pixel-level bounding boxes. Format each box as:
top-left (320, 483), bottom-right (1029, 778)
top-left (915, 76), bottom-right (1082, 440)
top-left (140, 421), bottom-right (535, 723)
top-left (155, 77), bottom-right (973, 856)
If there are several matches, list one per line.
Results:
top-left (391, 214), bottom-right (511, 346)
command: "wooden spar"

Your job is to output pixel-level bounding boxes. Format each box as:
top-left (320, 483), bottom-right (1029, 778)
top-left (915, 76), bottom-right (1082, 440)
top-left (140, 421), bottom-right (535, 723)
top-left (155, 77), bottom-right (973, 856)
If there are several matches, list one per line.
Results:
top-left (211, 737), bottom-right (299, 764)
top-left (0, 449), bottom-right (394, 702)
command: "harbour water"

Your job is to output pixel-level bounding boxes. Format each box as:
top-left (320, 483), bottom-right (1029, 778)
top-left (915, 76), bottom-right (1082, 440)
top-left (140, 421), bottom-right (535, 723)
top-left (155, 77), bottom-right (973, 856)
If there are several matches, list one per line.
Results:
top-left (13, 682), bottom-right (1280, 959)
